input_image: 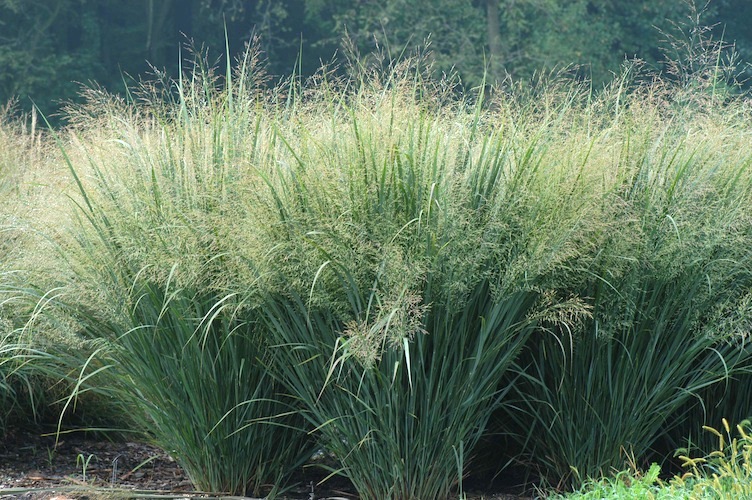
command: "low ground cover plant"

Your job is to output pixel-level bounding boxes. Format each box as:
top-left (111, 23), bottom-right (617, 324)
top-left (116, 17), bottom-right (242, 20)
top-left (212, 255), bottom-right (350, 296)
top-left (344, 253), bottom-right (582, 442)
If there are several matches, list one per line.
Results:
top-left (673, 419), bottom-right (752, 498)
top-left (557, 420), bottom-right (752, 499)
top-left (1, 39), bottom-right (752, 498)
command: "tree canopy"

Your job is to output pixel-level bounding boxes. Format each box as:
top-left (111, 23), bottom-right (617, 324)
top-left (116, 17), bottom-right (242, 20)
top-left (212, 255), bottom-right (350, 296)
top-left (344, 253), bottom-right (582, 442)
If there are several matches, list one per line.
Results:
top-left (1, 0), bottom-right (749, 117)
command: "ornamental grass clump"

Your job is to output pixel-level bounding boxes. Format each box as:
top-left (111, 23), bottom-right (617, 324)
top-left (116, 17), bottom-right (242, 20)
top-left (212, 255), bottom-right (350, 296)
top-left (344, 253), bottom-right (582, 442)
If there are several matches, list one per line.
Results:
top-left (502, 69), bottom-right (752, 489)
top-left (0, 107), bottom-right (62, 435)
top-left (254, 60), bottom-right (602, 499)
top-left (11, 35), bottom-right (752, 497)
top-left (47, 46), bottom-right (314, 496)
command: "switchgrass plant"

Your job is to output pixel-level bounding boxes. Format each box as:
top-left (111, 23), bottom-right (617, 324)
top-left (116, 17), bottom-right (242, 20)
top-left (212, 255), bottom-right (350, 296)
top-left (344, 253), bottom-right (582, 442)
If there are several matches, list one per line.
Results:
top-left (0, 107), bottom-right (61, 435)
top-left (262, 287), bottom-right (540, 499)
top-left (60, 49), bottom-right (601, 498)
top-left (41, 46), bottom-right (315, 496)
top-left (665, 367), bottom-right (752, 456)
top-left (255, 62), bottom-right (601, 498)
top-left (70, 278), bottom-right (314, 496)
top-left (7, 35), bottom-right (752, 498)
top-left (502, 74), bottom-right (752, 488)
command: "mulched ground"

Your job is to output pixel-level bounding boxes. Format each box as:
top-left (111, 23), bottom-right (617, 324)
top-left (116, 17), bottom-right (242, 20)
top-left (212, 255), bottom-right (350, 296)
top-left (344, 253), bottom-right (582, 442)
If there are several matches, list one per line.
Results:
top-left (0, 430), bottom-right (533, 499)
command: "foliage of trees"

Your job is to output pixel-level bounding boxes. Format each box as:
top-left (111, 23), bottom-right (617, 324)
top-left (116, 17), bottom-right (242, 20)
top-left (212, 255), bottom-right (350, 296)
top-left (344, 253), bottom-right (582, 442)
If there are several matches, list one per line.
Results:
top-left (1, 0), bottom-right (750, 117)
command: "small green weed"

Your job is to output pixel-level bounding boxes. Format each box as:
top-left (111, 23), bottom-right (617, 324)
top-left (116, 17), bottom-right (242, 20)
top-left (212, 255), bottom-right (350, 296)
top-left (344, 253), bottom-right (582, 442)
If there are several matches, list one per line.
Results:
top-left (672, 419), bottom-right (752, 498)
top-left (75, 453), bottom-right (95, 483)
top-left (556, 420), bottom-right (752, 499)
top-left (554, 463), bottom-right (666, 499)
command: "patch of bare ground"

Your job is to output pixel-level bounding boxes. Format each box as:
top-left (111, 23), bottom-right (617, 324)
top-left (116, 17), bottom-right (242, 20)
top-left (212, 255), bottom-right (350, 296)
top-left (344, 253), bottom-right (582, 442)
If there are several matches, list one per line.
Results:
top-left (0, 430), bottom-right (533, 499)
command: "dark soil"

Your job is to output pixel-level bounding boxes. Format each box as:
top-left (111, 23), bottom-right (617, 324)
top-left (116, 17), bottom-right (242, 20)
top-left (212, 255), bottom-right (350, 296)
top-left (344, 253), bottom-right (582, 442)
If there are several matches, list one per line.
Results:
top-left (0, 430), bottom-right (534, 499)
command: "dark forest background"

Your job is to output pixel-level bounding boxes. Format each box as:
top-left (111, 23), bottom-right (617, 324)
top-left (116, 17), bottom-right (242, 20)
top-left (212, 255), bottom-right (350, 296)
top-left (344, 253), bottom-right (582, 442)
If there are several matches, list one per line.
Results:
top-left (2, 0), bottom-right (751, 118)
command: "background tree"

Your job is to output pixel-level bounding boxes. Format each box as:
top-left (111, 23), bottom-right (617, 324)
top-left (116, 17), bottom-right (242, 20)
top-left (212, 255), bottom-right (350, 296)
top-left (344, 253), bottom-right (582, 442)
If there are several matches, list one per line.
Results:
top-left (0, 0), bottom-right (750, 118)
top-left (303, 0), bottom-right (700, 86)
top-left (0, 0), bottom-right (103, 115)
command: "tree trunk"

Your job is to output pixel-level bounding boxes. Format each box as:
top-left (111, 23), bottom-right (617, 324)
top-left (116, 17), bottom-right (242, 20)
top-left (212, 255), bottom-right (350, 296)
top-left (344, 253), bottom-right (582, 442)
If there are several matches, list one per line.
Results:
top-left (486, 0), bottom-right (504, 84)
top-left (146, 0), bottom-right (174, 64)
top-left (175, 0), bottom-right (193, 40)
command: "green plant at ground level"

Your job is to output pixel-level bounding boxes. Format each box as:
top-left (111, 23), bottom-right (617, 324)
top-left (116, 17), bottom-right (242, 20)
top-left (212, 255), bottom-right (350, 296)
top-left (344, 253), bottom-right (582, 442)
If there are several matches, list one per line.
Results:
top-left (75, 453), bottom-right (95, 483)
top-left (557, 420), bottom-right (752, 499)
top-left (552, 463), bottom-right (669, 499)
top-left (672, 419), bottom-right (752, 498)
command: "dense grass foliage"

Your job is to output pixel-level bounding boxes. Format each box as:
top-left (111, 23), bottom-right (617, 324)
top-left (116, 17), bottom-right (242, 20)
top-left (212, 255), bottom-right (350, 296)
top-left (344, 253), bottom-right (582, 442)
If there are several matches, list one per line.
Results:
top-left (0, 109), bottom-right (59, 435)
top-left (252, 66), bottom-right (599, 498)
top-left (35, 55), bottom-right (317, 497)
top-left (503, 92), bottom-right (752, 486)
top-left (2, 47), bottom-right (752, 497)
